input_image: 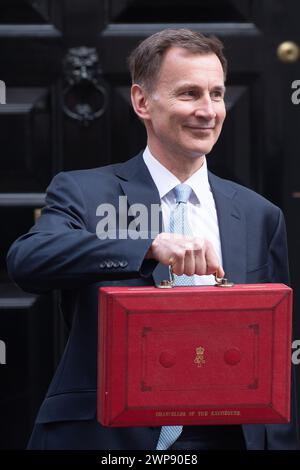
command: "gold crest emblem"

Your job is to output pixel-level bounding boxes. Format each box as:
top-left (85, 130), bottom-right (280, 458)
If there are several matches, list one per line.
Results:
top-left (194, 346), bottom-right (205, 368)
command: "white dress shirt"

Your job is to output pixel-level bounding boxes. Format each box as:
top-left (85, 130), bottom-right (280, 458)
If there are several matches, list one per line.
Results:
top-left (143, 146), bottom-right (223, 285)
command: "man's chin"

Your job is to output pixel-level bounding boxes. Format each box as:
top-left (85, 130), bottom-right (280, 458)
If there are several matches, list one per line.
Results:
top-left (186, 145), bottom-right (213, 159)
top-left (183, 139), bottom-right (215, 158)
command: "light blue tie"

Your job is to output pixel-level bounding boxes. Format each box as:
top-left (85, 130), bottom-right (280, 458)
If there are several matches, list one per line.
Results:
top-left (156, 184), bottom-right (195, 451)
top-left (169, 184), bottom-right (195, 286)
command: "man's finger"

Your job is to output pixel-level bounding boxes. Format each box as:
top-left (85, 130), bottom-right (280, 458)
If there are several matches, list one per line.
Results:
top-left (194, 245), bottom-right (209, 276)
top-left (204, 242), bottom-right (222, 276)
top-left (183, 248), bottom-right (196, 276)
top-left (215, 265), bottom-right (225, 279)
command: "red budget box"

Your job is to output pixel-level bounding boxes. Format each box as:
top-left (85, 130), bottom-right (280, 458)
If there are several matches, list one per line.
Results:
top-left (97, 284), bottom-right (292, 427)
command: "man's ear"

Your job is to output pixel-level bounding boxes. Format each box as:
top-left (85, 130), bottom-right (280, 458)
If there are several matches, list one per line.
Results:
top-left (131, 84), bottom-right (151, 120)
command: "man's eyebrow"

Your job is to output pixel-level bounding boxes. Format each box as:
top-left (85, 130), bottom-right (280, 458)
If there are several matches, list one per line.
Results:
top-left (175, 83), bottom-right (226, 92)
top-left (211, 85), bottom-right (226, 93)
top-left (175, 82), bottom-right (199, 90)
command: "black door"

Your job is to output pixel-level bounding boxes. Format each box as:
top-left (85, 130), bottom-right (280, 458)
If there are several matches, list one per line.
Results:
top-left (0, 0), bottom-right (299, 449)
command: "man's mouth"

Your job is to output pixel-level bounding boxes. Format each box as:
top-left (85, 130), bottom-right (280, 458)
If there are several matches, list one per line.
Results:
top-left (186, 126), bottom-right (215, 130)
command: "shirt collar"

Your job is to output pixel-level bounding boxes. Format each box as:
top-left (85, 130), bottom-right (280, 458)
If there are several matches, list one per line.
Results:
top-left (143, 146), bottom-right (211, 203)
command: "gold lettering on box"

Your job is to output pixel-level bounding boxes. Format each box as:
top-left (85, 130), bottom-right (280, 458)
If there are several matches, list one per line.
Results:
top-left (155, 411), bottom-right (187, 417)
top-left (154, 410), bottom-right (241, 418)
top-left (210, 410), bottom-right (241, 416)
top-left (197, 411), bottom-right (209, 416)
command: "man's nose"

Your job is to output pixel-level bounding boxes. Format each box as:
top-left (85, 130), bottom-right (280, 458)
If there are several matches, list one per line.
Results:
top-left (194, 96), bottom-right (217, 120)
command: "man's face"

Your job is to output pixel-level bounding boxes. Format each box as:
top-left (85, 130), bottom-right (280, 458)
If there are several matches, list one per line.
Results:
top-left (143, 47), bottom-right (226, 161)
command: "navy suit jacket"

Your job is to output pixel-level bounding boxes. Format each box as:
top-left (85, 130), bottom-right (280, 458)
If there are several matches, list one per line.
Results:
top-left (7, 152), bottom-right (299, 450)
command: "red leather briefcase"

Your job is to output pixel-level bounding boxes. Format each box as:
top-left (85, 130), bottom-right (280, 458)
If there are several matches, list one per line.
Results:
top-left (97, 283), bottom-right (292, 427)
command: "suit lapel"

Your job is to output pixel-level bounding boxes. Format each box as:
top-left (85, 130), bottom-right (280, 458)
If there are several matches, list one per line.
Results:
top-left (115, 153), bottom-right (161, 211)
top-left (208, 172), bottom-right (247, 284)
top-left (115, 152), bottom-right (170, 286)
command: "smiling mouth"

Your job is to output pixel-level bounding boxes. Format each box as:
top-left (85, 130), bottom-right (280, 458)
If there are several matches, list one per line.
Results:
top-left (186, 126), bottom-right (214, 130)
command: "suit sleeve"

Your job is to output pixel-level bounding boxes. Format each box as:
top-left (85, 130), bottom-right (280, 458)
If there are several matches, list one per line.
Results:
top-left (6, 172), bottom-right (154, 294)
top-left (267, 208), bottom-right (290, 285)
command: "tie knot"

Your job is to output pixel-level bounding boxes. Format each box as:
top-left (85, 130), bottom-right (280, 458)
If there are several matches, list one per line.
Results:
top-left (174, 184), bottom-right (192, 204)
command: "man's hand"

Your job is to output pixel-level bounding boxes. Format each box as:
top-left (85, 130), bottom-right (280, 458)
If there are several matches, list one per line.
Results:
top-left (146, 233), bottom-right (225, 278)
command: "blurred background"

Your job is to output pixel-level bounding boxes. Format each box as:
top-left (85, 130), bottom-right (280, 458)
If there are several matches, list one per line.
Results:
top-left (0, 0), bottom-right (300, 449)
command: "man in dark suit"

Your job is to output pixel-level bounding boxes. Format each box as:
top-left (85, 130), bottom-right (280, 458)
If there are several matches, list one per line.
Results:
top-left (7, 29), bottom-right (299, 450)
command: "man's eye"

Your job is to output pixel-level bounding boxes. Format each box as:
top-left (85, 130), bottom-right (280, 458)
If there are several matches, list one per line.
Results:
top-left (181, 90), bottom-right (195, 97)
top-left (211, 91), bottom-right (224, 100)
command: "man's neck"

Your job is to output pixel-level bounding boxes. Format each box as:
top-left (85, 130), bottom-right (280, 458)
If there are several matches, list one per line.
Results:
top-left (147, 143), bottom-right (205, 182)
